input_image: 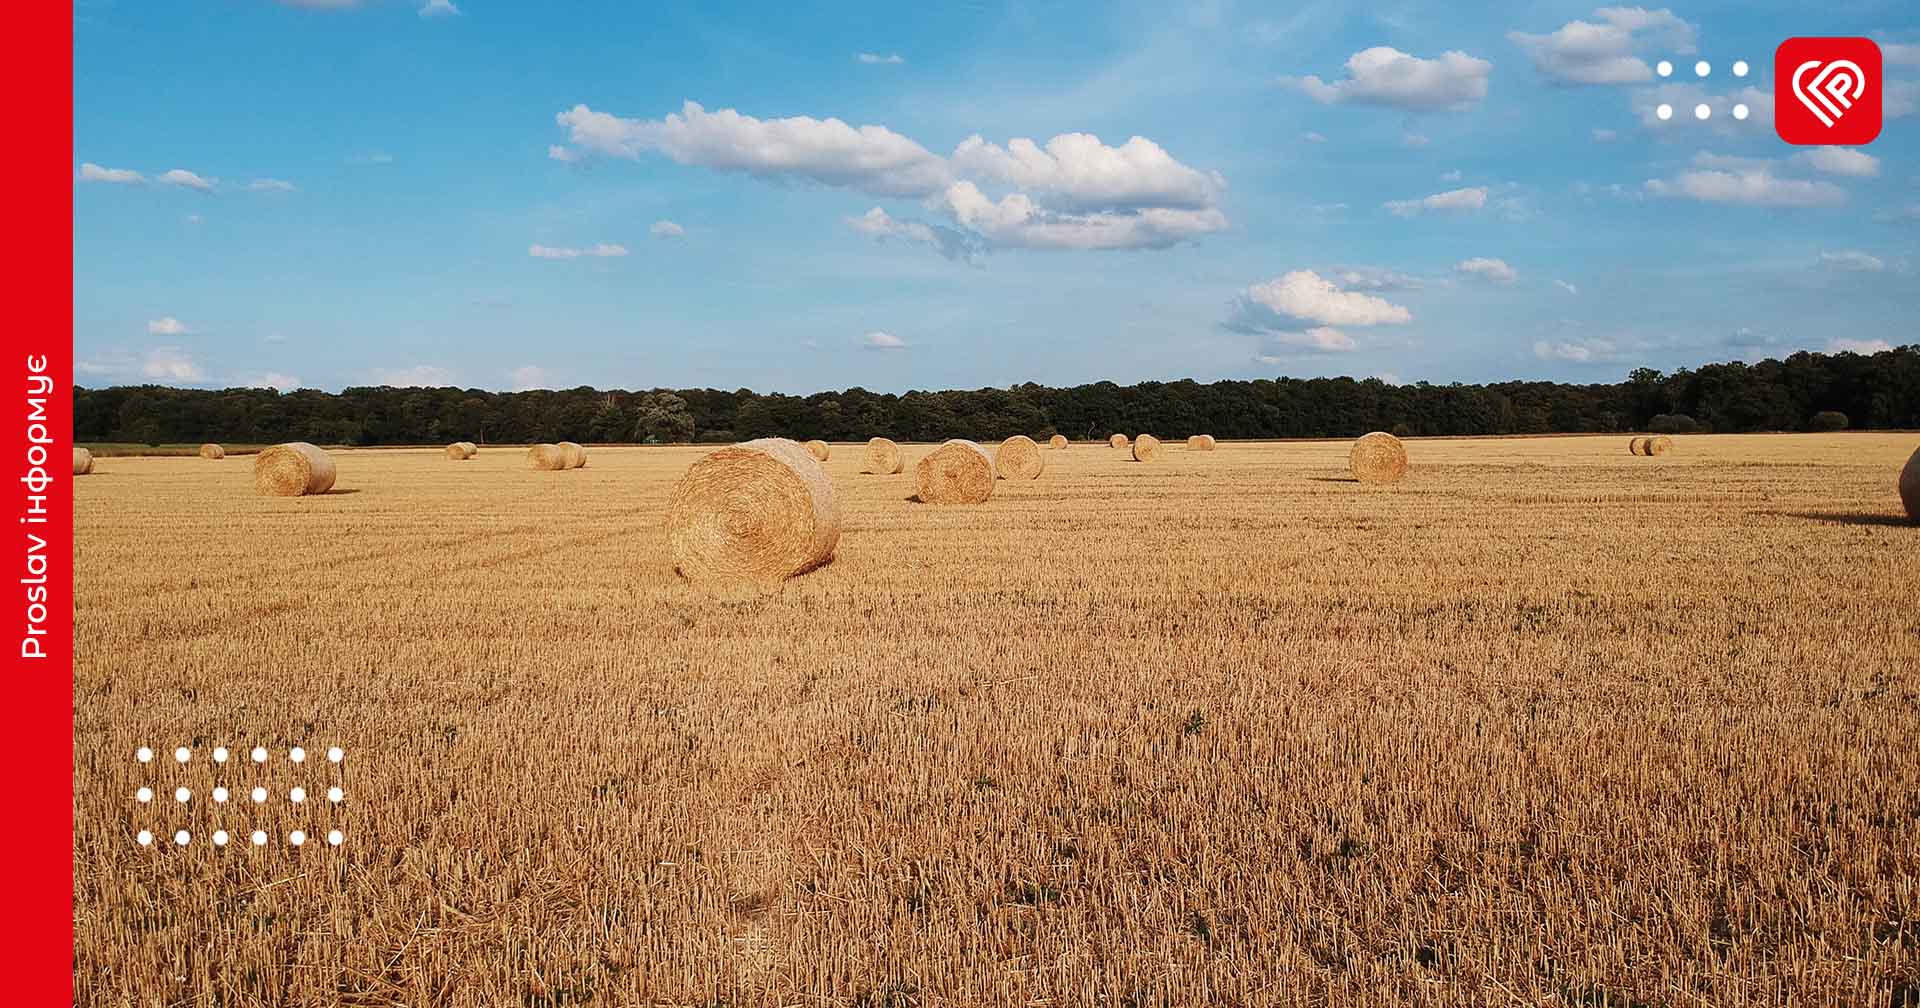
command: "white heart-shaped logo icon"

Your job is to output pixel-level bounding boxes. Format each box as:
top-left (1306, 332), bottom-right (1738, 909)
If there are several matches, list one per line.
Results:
top-left (1792, 58), bottom-right (1866, 127)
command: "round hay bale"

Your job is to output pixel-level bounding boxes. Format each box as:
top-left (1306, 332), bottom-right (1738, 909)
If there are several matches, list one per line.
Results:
top-left (444, 443), bottom-right (471, 460)
top-left (805, 439), bottom-right (830, 461)
top-left (456, 441), bottom-right (477, 456)
top-left (1349, 431), bottom-right (1408, 484)
top-left (915, 439), bottom-right (995, 504)
top-left (1048, 434), bottom-right (1068, 450)
top-left (528, 444), bottom-right (569, 471)
top-left (667, 438), bottom-right (840, 585)
top-left (1109, 433), bottom-right (1129, 449)
top-left (1131, 434), bottom-right (1161, 462)
top-left (1187, 434), bottom-right (1216, 451)
top-left (199, 443), bottom-right (226, 460)
top-left (556, 441), bottom-right (587, 469)
top-left (865, 437), bottom-right (903, 474)
top-left (73, 447), bottom-right (94, 476)
top-left (1645, 435), bottom-right (1674, 456)
top-left (1628, 437), bottom-right (1648, 456)
top-left (1900, 446), bottom-right (1920, 524)
top-left (996, 435), bottom-right (1044, 480)
top-left (253, 442), bottom-right (336, 496)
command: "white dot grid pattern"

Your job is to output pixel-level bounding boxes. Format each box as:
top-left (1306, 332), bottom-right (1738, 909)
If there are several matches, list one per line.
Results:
top-left (328, 830), bottom-right (344, 846)
top-left (289, 747), bottom-right (306, 764)
top-left (289, 830), bottom-right (306, 847)
top-left (213, 830), bottom-right (229, 847)
top-left (1655, 104), bottom-right (1673, 121)
top-left (135, 747), bottom-right (152, 763)
top-left (174, 787), bottom-right (191, 803)
top-left (251, 746), bottom-right (267, 763)
top-left (1694, 103), bottom-right (1711, 120)
top-left (213, 747), bottom-right (229, 763)
top-left (136, 787), bottom-right (152, 804)
top-left (174, 830), bottom-right (190, 846)
top-left (1694, 60), bottom-right (1710, 77)
top-left (134, 743), bottom-right (347, 849)
top-left (251, 830), bottom-right (267, 846)
top-left (251, 786), bottom-right (268, 803)
top-left (1656, 60), bottom-right (1672, 77)
top-left (289, 787), bottom-right (306, 804)
top-left (136, 830), bottom-right (153, 846)
top-left (1733, 104), bottom-right (1749, 120)
top-left (174, 747), bottom-right (191, 763)
top-left (328, 787), bottom-right (344, 803)
top-left (213, 786), bottom-right (229, 803)
top-left (1732, 60), bottom-right (1748, 77)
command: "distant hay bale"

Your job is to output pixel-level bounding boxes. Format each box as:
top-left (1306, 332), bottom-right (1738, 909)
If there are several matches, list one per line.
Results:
top-left (199, 443), bottom-right (225, 460)
top-left (806, 439), bottom-right (830, 461)
top-left (1349, 431), bottom-right (1408, 484)
top-left (1187, 434), bottom-right (1216, 451)
top-left (456, 441), bottom-right (477, 456)
top-left (556, 441), bottom-right (587, 469)
top-left (996, 435), bottom-right (1044, 480)
top-left (915, 439), bottom-right (995, 504)
top-left (1131, 434), bottom-right (1161, 462)
top-left (528, 444), bottom-right (569, 470)
top-left (1901, 446), bottom-right (1920, 523)
top-left (253, 442), bottom-right (336, 496)
top-left (1645, 435), bottom-right (1674, 456)
top-left (1049, 434), bottom-right (1068, 450)
top-left (865, 437), bottom-right (903, 474)
top-left (73, 448), bottom-right (93, 476)
top-left (1109, 433), bottom-right (1129, 449)
top-left (444, 443), bottom-right (471, 460)
top-left (1629, 437), bottom-right (1649, 456)
top-left (667, 437), bottom-right (840, 585)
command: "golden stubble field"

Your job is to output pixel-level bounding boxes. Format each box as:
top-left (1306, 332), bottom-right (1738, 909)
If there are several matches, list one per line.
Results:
top-left (73, 433), bottom-right (1920, 1007)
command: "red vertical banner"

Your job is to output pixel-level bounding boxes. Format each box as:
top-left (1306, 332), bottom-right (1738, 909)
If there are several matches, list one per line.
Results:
top-left (1, 2), bottom-right (74, 998)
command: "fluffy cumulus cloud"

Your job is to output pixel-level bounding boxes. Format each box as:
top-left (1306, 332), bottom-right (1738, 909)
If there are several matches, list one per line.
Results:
top-left (147, 317), bottom-right (189, 335)
top-left (1327, 266), bottom-right (1420, 291)
top-left (1283, 47), bottom-right (1492, 112)
top-left (935, 182), bottom-right (1227, 251)
top-left (649, 220), bottom-right (685, 238)
top-left (507, 365), bottom-right (551, 391)
top-left (419, 0), bottom-right (460, 16)
top-left (1384, 186), bottom-right (1487, 216)
top-left (142, 347), bottom-right (206, 382)
top-left (1533, 338), bottom-right (1615, 362)
top-left (856, 52), bottom-right (904, 64)
top-left (528, 243), bottom-right (629, 258)
top-left (247, 178), bottom-right (296, 192)
top-left (1800, 147), bottom-right (1879, 178)
top-left (1230, 270), bottom-right (1412, 355)
top-left (845, 207), bottom-right (983, 262)
top-left (1508, 7), bottom-right (1697, 85)
top-left (243, 372), bottom-right (301, 392)
top-left (1819, 250), bottom-right (1885, 272)
top-left (1455, 257), bottom-right (1518, 283)
top-left (79, 162), bottom-right (143, 184)
top-left (158, 169), bottom-right (216, 192)
top-left (950, 133), bottom-right (1224, 212)
top-left (1829, 338), bottom-right (1894, 355)
top-left (1644, 169), bottom-right (1845, 207)
top-left (862, 331), bottom-right (906, 350)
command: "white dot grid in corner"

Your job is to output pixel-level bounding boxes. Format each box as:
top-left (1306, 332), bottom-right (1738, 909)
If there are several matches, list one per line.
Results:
top-left (131, 743), bottom-right (348, 848)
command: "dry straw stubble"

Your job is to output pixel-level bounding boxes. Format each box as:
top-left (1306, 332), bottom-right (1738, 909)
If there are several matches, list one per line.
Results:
top-left (527, 444), bottom-right (569, 471)
top-left (1132, 434), bottom-right (1161, 462)
top-left (1901, 445), bottom-right (1920, 523)
top-left (1350, 431), bottom-right (1409, 484)
top-left (73, 447), bottom-right (93, 475)
top-left (806, 440), bottom-right (830, 461)
top-left (1049, 434), bottom-right (1068, 449)
top-left (199, 443), bottom-right (225, 460)
top-left (866, 437), bottom-right (903, 475)
top-left (253, 442), bottom-right (336, 497)
top-left (996, 435), bottom-right (1044, 480)
top-left (667, 437), bottom-right (840, 585)
top-left (915, 439), bottom-right (995, 504)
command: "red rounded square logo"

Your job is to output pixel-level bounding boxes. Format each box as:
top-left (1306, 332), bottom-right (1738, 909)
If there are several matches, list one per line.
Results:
top-left (1775, 37), bottom-right (1882, 145)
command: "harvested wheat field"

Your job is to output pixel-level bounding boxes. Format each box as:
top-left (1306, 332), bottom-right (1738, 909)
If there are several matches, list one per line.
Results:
top-left (72, 434), bottom-right (1920, 1006)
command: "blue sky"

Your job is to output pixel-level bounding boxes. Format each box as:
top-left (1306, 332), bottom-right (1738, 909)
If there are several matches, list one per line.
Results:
top-left (74, 0), bottom-right (1918, 395)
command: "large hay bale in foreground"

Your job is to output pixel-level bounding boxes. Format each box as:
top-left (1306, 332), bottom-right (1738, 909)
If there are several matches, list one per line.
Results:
top-left (1628, 437), bottom-right (1649, 456)
top-left (254, 442), bottom-right (336, 496)
top-left (1132, 434), bottom-right (1161, 462)
top-left (199, 443), bottom-right (225, 460)
top-left (806, 440), bottom-right (830, 461)
top-left (1349, 431), bottom-right (1408, 484)
top-left (1049, 434), bottom-right (1068, 450)
top-left (997, 435), bottom-right (1044, 480)
top-left (73, 448), bottom-right (93, 476)
top-left (1645, 435), bottom-right (1674, 456)
top-left (1187, 434), bottom-right (1216, 451)
top-left (556, 441), bottom-right (587, 469)
top-left (1109, 433), bottom-right (1129, 449)
top-left (1901, 446), bottom-right (1920, 523)
top-left (528, 444), bottom-right (569, 470)
top-left (445, 443), bottom-right (472, 460)
top-left (915, 439), bottom-right (995, 504)
top-left (866, 437), bottom-right (902, 475)
top-left (667, 438), bottom-right (840, 585)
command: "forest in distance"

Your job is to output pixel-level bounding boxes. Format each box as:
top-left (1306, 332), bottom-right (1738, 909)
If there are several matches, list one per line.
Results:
top-left (75, 345), bottom-right (1920, 448)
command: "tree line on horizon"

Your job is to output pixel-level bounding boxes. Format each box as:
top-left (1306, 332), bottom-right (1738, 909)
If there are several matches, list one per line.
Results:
top-left (74, 346), bottom-right (1920, 447)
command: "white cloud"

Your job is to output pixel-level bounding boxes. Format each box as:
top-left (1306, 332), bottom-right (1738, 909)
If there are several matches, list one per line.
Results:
top-left (158, 169), bottom-right (216, 192)
top-left (1283, 46), bottom-right (1493, 111)
top-left (528, 243), bottom-right (629, 258)
top-left (1455, 257), bottom-right (1518, 283)
top-left (507, 365), bottom-right (551, 391)
top-left (1533, 338), bottom-right (1614, 362)
top-left (79, 163), bottom-right (143, 184)
top-left (845, 206), bottom-right (982, 262)
top-left (1439, 169), bottom-right (1462, 181)
top-left (862, 331), bottom-right (906, 350)
top-left (1401, 132), bottom-right (1431, 148)
top-left (856, 52), bottom-right (904, 64)
top-left (244, 372), bottom-right (301, 391)
top-left (950, 133), bottom-right (1224, 212)
top-left (371, 365), bottom-right (456, 387)
top-left (1328, 266), bottom-right (1420, 291)
top-left (1819, 250), bottom-right (1885, 272)
top-left (1888, 80), bottom-right (1918, 119)
top-left (649, 220), bottom-right (685, 238)
top-left (147, 317), bottom-right (189, 336)
top-left (1882, 42), bottom-right (1920, 66)
top-left (1555, 279), bottom-right (1579, 294)
top-left (547, 144), bottom-right (578, 163)
top-left (418, 0), bottom-right (459, 16)
top-left (1509, 7), bottom-right (1696, 85)
top-left (1800, 146), bottom-right (1879, 178)
top-left (1301, 131), bottom-right (1327, 143)
top-left (1384, 185), bottom-right (1487, 216)
top-left (935, 181), bottom-right (1227, 251)
top-left (554, 101), bottom-right (950, 198)
top-left (246, 178), bottom-right (296, 192)
top-left (142, 347), bottom-right (206, 382)
top-left (1828, 338), bottom-right (1893, 355)
top-left (1242, 270), bottom-right (1413, 327)
top-left (1644, 170), bottom-right (1846, 208)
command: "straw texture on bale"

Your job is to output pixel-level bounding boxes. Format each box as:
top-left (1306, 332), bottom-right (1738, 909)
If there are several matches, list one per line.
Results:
top-left (805, 440), bottom-right (830, 461)
top-left (199, 443), bottom-right (225, 460)
top-left (865, 437), bottom-right (903, 475)
top-left (1131, 434), bottom-right (1161, 462)
top-left (253, 442), bottom-right (336, 497)
top-left (456, 441), bottom-right (477, 456)
top-left (1629, 437), bottom-right (1649, 456)
top-left (1349, 431), bottom-right (1408, 484)
top-left (1187, 434), bottom-right (1216, 451)
top-left (1901, 446), bottom-right (1920, 523)
top-left (1109, 433), bottom-right (1129, 449)
top-left (996, 435), bottom-right (1045, 480)
top-left (667, 438), bottom-right (840, 585)
top-left (73, 448), bottom-right (94, 476)
top-left (527, 444), bottom-right (569, 471)
top-left (1048, 434), bottom-right (1068, 449)
top-left (915, 439), bottom-right (996, 504)
top-left (445, 443), bottom-right (472, 460)
top-left (557, 441), bottom-right (587, 469)
top-left (1644, 435), bottom-right (1674, 456)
